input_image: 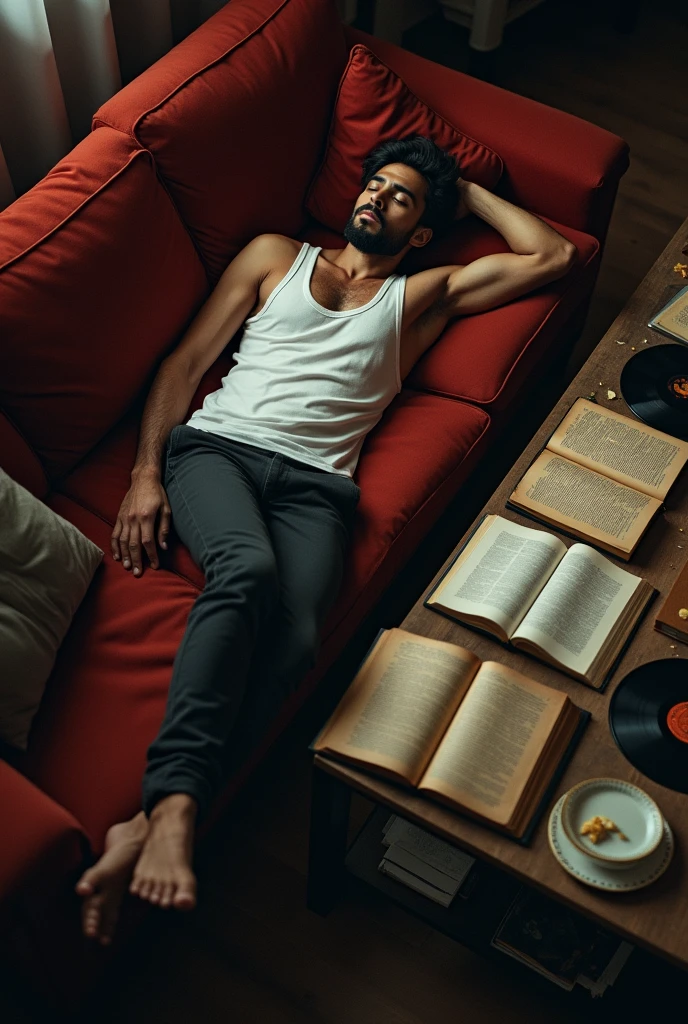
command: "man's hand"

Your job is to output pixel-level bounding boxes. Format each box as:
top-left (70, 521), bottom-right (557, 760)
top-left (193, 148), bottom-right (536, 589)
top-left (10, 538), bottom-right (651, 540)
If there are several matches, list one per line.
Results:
top-left (111, 471), bottom-right (172, 577)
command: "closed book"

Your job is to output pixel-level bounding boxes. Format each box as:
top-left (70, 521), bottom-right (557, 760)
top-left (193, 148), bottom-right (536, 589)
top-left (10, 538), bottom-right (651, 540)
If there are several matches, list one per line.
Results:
top-left (648, 284), bottom-right (688, 344)
top-left (654, 558), bottom-right (688, 643)
top-left (378, 859), bottom-right (455, 906)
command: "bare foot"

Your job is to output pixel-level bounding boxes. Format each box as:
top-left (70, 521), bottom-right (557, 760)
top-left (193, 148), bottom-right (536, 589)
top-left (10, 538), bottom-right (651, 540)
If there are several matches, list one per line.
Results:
top-left (129, 793), bottom-right (198, 911)
top-left (75, 811), bottom-right (149, 946)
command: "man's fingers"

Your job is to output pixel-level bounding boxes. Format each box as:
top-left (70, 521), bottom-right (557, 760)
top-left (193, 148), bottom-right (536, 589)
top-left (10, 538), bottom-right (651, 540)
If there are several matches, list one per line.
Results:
top-left (158, 503), bottom-right (171, 551)
top-left (111, 518), bottom-right (123, 561)
top-left (118, 524), bottom-right (131, 569)
top-left (127, 520), bottom-right (143, 577)
top-left (141, 522), bottom-right (159, 571)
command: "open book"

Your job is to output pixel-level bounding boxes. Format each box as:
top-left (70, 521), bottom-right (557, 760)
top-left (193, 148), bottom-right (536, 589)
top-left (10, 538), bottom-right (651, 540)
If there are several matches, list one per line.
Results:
top-left (508, 398), bottom-right (688, 559)
top-left (312, 628), bottom-right (586, 842)
top-left (648, 284), bottom-right (688, 344)
top-left (425, 515), bottom-right (655, 689)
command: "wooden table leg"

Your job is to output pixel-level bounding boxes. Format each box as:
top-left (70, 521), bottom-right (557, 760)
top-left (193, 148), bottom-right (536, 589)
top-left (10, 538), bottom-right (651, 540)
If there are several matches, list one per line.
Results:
top-left (307, 766), bottom-right (352, 916)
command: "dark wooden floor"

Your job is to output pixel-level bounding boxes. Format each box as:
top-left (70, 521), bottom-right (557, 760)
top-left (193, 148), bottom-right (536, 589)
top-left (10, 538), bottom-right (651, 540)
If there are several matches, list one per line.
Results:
top-left (3, 1), bottom-right (688, 1021)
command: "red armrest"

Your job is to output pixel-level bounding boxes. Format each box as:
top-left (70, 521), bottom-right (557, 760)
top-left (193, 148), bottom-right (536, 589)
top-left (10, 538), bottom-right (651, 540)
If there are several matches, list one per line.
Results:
top-left (345, 27), bottom-right (629, 251)
top-left (0, 760), bottom-right (90, 899)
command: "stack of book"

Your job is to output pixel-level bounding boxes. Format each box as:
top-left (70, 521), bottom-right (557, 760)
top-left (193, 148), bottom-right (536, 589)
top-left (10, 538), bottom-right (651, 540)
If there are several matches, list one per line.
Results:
top-left (491, 887), bottom-right (634, 998)
top-left (378, 815), bottom-right (476, 907)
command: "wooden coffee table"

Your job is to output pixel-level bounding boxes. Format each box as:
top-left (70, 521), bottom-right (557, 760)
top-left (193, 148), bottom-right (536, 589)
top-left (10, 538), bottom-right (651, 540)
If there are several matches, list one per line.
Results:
top-left (307, 215), bottom-right (688, 975)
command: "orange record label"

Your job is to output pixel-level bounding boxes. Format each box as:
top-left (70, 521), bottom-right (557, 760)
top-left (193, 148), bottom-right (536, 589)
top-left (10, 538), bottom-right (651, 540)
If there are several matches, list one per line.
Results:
top-left (666, 702), bottom-right (688, 743)
top-left (668, 375), bottom-right (688, 400)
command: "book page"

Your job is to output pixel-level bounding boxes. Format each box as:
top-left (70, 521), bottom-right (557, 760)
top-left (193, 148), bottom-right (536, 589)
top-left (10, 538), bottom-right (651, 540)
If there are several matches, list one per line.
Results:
top-left (511, 453), bottom-right (659, 553)
top-left (547, 399), bottom-right (688, 499)
top-left (653, 286), bottom-right (688, 343)
top-left (428, 516), bottom-right (565, 637)
top-left (419, 662), bottom-right (568, 825)
top-left (313, 628), bottom-right (480, 785)
top-left (512, 544), bottom-right (642, 674)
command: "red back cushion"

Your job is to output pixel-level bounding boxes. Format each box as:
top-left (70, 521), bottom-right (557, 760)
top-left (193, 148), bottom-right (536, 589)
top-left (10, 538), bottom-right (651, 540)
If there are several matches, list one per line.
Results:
top-left (306, 44), bottom-right (504, 234)
top-left (0, 127), bottom-right (209, 481)
top-left (93, 0), bottom-right (348, 285)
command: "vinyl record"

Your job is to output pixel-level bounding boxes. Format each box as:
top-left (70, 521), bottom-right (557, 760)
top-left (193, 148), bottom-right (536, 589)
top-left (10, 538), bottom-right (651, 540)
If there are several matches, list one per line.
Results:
top-left (609, 659), bottom-right (688, 793)
top-left (620, 344), bottom-right (688, 440)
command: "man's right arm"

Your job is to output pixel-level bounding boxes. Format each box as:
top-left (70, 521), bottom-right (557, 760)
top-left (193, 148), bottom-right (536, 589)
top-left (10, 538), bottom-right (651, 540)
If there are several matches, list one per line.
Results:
top-left (131, 233), bottom-right (282, 478)
top-left (113, 233), bottom-right (281, 576)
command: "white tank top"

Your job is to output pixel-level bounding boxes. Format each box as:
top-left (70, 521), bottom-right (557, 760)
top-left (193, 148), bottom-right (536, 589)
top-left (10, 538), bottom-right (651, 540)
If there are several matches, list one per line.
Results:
top-left (186, 241), bottom-right (406, 477)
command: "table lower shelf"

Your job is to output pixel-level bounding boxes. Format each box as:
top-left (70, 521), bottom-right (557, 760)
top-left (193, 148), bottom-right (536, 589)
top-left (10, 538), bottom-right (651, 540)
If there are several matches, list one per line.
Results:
top-left (342, 804), bottom-right (678, 1003)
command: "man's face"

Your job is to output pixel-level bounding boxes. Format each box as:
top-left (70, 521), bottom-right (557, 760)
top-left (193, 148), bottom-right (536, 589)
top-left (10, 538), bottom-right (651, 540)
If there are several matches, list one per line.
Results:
top-left (343, 162), bottom-right (430, 256)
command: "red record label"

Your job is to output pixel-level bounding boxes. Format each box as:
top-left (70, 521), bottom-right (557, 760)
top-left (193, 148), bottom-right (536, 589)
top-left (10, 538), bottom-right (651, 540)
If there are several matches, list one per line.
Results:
top-left (666, 701), bottom-right (688, 744)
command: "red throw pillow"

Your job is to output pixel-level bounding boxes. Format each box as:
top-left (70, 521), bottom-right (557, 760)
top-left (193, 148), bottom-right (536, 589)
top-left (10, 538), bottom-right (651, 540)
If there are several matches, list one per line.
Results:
top-left (306, 44), bottom-right (504, 233)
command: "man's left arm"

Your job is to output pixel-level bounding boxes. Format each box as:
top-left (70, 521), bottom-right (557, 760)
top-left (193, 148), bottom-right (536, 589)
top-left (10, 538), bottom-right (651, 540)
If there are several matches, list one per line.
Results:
top-left (446, 179), bottom-right (577, 316)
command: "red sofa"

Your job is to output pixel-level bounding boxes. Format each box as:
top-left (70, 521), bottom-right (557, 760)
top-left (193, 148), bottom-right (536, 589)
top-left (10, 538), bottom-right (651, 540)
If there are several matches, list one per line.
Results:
top-left (0, 0), bottom-right (629, 1011)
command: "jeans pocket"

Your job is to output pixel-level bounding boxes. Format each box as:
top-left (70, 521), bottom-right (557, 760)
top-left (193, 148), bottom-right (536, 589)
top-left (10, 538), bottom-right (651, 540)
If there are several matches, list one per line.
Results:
top-left (164, 425), bottom-right (182, 480)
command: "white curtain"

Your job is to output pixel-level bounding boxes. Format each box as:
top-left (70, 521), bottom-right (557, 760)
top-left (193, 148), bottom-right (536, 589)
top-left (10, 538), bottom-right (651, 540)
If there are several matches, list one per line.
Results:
top-left (0, 0), bottom-right (229, 210)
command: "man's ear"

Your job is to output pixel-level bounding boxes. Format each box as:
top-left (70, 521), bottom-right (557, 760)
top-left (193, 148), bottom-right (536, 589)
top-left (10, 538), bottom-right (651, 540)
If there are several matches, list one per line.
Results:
top-left (409, 224), bottom-right (433, 249)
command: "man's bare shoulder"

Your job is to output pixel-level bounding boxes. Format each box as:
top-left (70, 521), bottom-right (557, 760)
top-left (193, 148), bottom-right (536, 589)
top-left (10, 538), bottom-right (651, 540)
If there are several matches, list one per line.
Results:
top-left (244, 233), bottom-right (302, 265)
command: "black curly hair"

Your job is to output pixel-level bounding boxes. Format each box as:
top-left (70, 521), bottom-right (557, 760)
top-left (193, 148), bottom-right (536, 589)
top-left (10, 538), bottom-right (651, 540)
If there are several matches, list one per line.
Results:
top-left (360, 135), bottom-right (462, 236)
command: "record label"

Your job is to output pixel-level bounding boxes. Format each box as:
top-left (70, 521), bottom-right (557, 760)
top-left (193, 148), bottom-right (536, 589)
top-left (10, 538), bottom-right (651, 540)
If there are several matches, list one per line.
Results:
top-left (667, 375), bottom-right (688, 401)
top-left (666, 702), bottom-right (688, 744)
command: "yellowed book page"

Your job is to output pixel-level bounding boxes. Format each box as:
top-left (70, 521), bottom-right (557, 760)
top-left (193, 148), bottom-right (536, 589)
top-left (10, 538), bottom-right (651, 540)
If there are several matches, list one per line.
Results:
top-left (429, 515), bottom-right (496, 603)
top-left (654, 288), bottom-right (688, 343)
top-left (428, 515), bottom-right (565, 638)
top-left (313, 628), bottom-right (480, 786)
top-left (512, 543), bottom-right (642, 676)
top-left (419, 662), bottom-right (567, 826)
top-left (512, 452), bottom-right (659, 553)
top-left (547, 398), bottom-right (688, 500)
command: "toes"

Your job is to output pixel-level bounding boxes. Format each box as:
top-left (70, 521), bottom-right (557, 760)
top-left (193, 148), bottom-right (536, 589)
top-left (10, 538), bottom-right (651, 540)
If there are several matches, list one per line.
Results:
top-left (82, 895), bottom-right (103, 939)
top-left (75, 870), bottom-right (97, 895)
top-left (159, 883), bottom-right (174, 909)
top-left (138, 879), bottom-right (155, 901)
top-left (148, 883), bottom-right (163, 904)
top-left (173, 878), bottom-right (197, 910)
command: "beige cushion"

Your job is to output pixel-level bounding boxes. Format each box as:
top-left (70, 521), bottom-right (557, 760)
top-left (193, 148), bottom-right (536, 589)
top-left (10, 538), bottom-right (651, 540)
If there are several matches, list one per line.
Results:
top-left (0, 468), bottom-right (103, 751)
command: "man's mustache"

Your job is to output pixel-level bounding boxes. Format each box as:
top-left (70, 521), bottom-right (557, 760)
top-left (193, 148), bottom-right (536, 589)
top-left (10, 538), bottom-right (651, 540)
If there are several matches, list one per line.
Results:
top-left (356, 204), bottom-right (384, 227)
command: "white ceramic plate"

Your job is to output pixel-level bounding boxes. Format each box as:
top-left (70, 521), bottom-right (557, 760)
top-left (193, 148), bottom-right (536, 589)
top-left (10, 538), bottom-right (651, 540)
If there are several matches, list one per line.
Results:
top-left (560, 778), bottom-right (664, 865)
top-left (548, 796), bottom-right (674, 892)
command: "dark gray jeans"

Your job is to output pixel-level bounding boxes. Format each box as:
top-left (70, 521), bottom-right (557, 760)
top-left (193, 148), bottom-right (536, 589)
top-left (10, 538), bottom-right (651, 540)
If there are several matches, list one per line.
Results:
top-left (141, 424), bottom-right (360, 824)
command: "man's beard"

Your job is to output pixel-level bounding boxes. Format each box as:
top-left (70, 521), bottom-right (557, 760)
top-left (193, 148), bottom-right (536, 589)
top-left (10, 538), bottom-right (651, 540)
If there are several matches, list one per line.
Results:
top-left (343, 209), bottom-right (416, 256)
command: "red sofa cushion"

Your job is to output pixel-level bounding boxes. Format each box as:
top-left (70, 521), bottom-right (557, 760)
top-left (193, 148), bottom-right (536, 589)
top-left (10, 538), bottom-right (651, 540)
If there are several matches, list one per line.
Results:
top-left (305, 44), bottom-right (503, 235)
top-left (0, 127), bottom-right (208, 481)
top-left (0, 410), bottom-right (49, 500)
top-left (92, 0), bottom-right (348, 286)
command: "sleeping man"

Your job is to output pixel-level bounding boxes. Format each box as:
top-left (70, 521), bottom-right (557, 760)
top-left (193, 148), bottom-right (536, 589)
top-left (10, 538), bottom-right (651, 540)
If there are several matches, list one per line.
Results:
top-left (75, 134), bottom-right (576, 945)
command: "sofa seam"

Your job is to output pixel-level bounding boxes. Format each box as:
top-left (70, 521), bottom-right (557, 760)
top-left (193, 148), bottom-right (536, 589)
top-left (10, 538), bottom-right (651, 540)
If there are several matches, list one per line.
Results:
top-left (0, 146), bottom-right (152, 275)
